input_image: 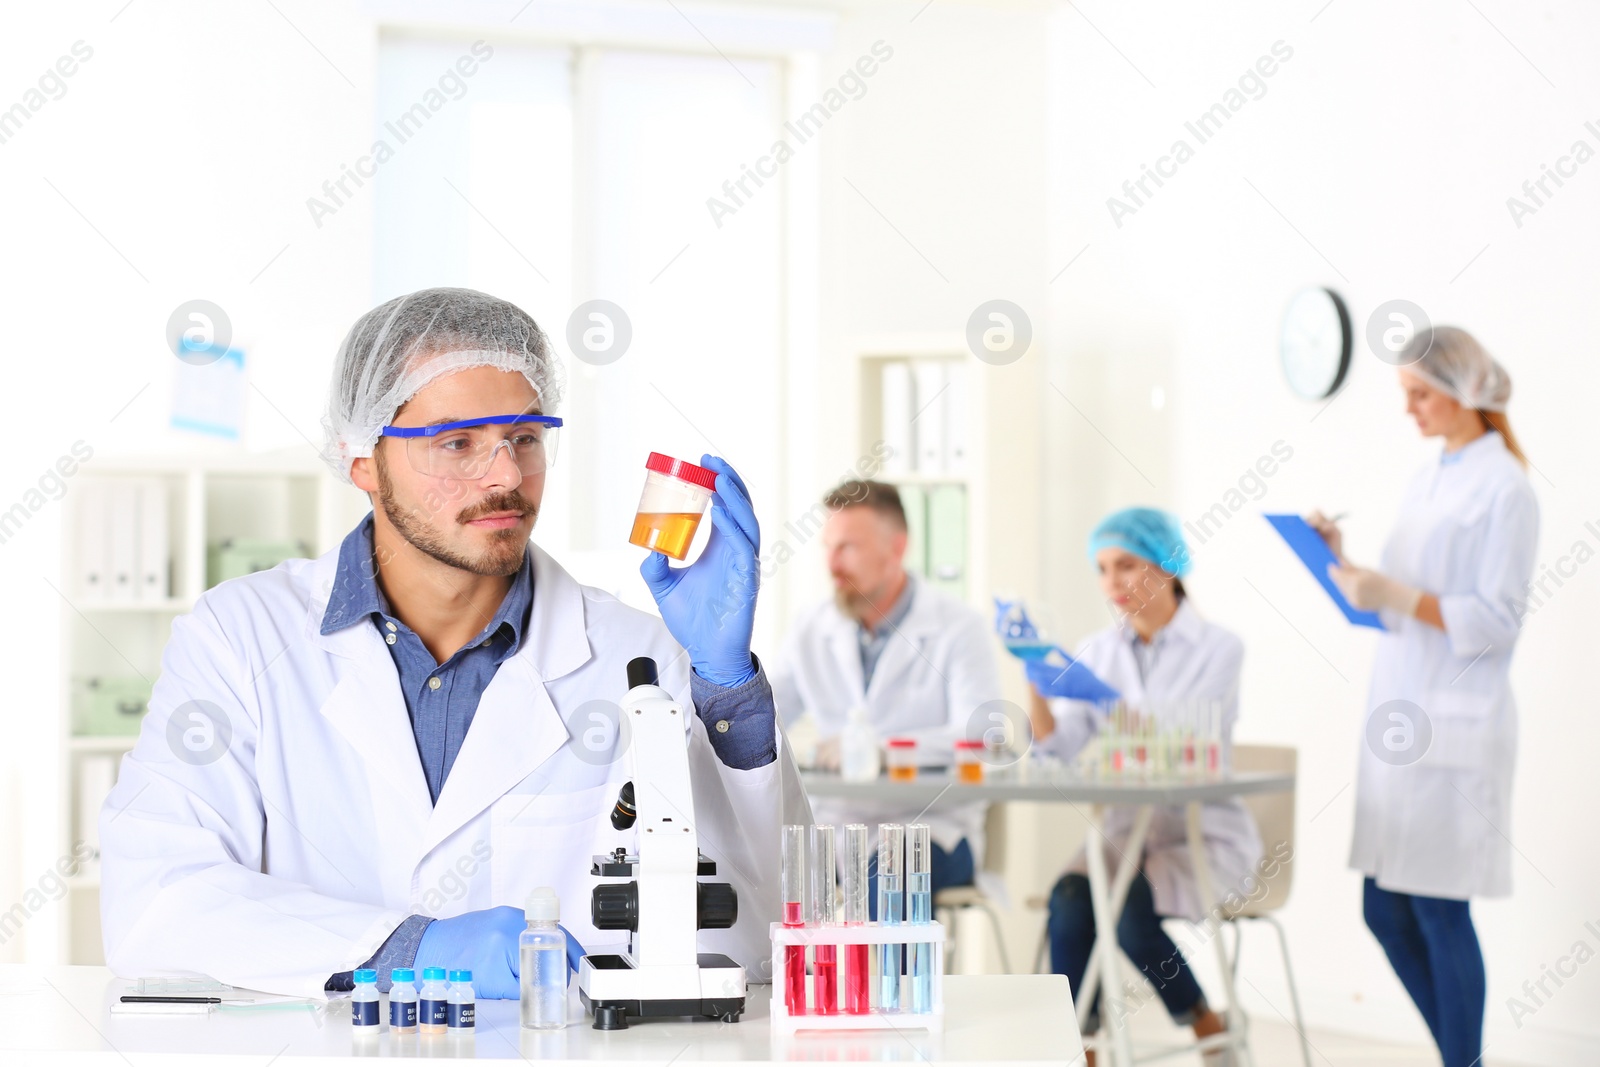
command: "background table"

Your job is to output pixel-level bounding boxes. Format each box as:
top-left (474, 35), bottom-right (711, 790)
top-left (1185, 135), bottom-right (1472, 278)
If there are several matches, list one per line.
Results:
top-left (0, 966), bottom-right (1082, 1065)
top-left (801, 768), bottom-right (1296, 1067)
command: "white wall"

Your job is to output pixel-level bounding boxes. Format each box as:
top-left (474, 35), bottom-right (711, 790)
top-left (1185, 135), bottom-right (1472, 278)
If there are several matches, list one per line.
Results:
top-left (1048, 2), bottom-right (1600, 1062)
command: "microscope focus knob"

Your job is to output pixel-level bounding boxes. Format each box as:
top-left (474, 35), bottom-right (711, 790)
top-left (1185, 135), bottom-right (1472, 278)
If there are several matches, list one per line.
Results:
top-left (592, 881), bottom-right (639, 931)
top-left (696, 882), bottom-right (738, 930)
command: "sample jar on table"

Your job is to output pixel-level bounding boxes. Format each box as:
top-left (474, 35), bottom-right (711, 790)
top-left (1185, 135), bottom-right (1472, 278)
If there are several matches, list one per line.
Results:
top-left (954, 739), bottom-right (984, 784)
top-left (886, 738), bottom-right (917, 782)
top-left (628, 452), bottom-right (718, 561)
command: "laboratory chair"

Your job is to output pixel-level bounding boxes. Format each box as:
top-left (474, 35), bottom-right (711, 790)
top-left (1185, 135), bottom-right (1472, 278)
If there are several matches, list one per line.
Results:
top-left (1203, 743), bottom-right (1311, 1067)
top-left (933, 805), bottom-right (1014, 974)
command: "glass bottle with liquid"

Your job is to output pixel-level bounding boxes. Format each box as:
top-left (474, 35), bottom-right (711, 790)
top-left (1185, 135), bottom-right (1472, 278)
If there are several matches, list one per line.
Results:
top-left (388, 968), bottom-right (418, 1034)
top-left (520, 887), bottom-right (568, 1030)
top-left (628, 452), bottom-right (718, 560)
top-left (350, 969), bottom-right (380, 1033)
top-left (418, 967), bottom-right (449, 1035)
top-left (446, 970), bottom-right (475, 1035)
top-left (886, 738), bottom-right (917, 782)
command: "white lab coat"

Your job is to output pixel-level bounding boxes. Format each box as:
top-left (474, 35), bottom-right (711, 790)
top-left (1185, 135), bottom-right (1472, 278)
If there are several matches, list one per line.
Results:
top-left (1349, 431), bottom-right (1539, 900)
top-left (771, 575), bottom-right (1002, 860)
top-left (1041, 601), bottom-right (1263, 921)
top-left (98, 539), bottom-right (809, 1000)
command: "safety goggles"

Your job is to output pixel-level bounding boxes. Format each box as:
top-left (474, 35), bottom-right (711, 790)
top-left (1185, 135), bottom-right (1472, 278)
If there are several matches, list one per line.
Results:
top-left (379, 413), bottom-right (563, 480)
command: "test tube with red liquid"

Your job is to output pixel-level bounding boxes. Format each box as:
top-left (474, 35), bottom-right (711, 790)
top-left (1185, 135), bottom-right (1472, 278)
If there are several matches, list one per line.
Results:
top-left (810, 825), bottom-right (838, 1014)
top-left (781, 824), bottom-right (807, 1014)
top-left (1205, 700), bottom-right (1222, 775)
top-left (842, 824), bottom-right (871, 1014)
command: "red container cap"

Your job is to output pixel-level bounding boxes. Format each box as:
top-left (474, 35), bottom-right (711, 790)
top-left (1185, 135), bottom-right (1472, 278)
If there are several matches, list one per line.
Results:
top-left (954, 740), bottom-right (984, 750)
top-left (886, 738), bottom-right (916, 748)
top-left (645, 452), bottom-right (719, 492)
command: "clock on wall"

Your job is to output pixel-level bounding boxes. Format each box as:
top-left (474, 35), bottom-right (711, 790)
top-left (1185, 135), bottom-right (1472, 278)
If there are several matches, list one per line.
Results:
top-left (1279, 286), bottom-right (1352, 401)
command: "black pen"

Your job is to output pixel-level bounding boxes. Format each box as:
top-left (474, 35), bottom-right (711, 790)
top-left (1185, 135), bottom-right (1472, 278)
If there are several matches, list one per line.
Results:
top-left (120, 995), bottom-right (223, 1004)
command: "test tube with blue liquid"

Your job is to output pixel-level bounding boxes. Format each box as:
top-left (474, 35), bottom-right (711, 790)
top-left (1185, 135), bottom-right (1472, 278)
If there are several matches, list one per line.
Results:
top-left (877, 823), bottom-right (904, 1011)
top-left (908, 823), bottom-right (933, 1013)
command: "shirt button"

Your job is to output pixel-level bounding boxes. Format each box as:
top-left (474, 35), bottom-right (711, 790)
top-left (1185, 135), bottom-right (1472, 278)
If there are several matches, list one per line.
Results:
top-left (715, 719), bottom-right (730, 734)
top-left (386, 621), bottom-right (397, 632)
top-left (428, 677), bottom-right (441, 690)
top-left (385, 633), bottom-right (396, 646)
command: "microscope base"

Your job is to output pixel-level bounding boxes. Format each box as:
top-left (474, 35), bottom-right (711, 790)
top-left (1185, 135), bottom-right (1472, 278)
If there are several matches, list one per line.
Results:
top-left (579, 952), bottom-right (747, 1029)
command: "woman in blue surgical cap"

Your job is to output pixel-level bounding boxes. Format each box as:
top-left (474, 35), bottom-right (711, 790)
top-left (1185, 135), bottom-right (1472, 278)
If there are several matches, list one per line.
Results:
top-left (1024, 507), bottom-right (1262, 1062)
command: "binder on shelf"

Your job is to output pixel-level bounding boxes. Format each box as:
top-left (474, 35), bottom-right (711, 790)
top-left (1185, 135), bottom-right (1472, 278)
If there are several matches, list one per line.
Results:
top-left (135, 478), bottom-right (170, 602)
top-left (943, 359), bottom-right (969, 474)
top-left (107, 482), bottom-right (139, 603)
top-left (912, 359), bottom-right (947, 477)
top-left (78, 483), bottom-right (110, 602)
top-left (879, 361), bottom-right (914, 478)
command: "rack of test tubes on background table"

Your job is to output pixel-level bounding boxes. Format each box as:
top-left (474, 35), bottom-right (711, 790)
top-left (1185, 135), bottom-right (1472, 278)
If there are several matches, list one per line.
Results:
top-left (1084, 699), bottom-right (1228, 779)
top-left (771, 822), bottom-right (945, 1033)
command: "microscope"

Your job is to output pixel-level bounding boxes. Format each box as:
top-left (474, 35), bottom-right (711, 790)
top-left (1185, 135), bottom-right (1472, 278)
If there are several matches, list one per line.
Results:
top-left (577, 656), bottom-right (747, 1030)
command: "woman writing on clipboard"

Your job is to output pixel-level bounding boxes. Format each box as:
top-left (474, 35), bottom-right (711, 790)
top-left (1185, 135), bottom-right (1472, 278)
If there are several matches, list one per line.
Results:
top-left (1308, 327), bottom-right (1538, 1067)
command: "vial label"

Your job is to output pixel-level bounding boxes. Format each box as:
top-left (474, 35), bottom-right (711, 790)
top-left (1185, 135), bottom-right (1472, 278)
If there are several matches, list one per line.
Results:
top-left (420, 998), bottom-right (447, 1027)
top-left (352, 1000), bottom-right (379, 1027)
top-left (391, 999), bottom-right (417, 1029)
top-left (447, 1002), bottom-right (476, 1029)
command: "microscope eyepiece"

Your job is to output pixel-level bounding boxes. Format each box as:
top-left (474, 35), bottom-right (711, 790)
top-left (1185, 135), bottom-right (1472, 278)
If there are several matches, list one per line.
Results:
top-left (610, 781), bottom-right (637, 831)
top-left (626, 657), bottom-right (659, 689)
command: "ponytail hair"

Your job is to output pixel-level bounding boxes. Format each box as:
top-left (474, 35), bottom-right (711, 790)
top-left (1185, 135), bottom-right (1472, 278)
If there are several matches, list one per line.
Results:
top-left (1480, 410), bottom-right (1528, 467)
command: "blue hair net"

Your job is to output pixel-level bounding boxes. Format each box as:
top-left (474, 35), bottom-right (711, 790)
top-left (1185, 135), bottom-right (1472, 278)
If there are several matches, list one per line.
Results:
top-left (1086, 507), bottom-right (1192, 578)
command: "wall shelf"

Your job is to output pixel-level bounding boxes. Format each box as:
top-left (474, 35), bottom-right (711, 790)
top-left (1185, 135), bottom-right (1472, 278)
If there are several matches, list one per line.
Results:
top-left (54, 450), bottom-right (367, 965)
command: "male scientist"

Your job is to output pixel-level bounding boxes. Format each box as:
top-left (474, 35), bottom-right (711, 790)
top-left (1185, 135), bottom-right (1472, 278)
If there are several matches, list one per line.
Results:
top-left (99, 287), bottom-right (806, 999)
top-left (771, 480), bottom-right (1000, 899)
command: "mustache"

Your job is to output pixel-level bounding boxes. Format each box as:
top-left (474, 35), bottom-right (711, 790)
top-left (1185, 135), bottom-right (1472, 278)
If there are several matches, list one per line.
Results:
top-left (458, 491), bottom-right (537, 524)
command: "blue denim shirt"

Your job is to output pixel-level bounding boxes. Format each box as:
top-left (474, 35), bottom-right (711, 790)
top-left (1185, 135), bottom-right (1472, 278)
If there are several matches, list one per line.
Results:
top-left (323, 513), bottom-right (777, 990)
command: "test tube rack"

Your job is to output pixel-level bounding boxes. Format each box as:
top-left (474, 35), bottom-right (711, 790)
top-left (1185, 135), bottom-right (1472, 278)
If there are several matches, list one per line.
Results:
top-left (768, 921), bottom-right (946, 1033)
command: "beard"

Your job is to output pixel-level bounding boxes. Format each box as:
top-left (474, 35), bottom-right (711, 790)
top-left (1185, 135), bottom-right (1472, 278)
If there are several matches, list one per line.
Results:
top-left (831, 577), bottom-right (883, 625)
top-left (375, 449), bottom-right (537, 577)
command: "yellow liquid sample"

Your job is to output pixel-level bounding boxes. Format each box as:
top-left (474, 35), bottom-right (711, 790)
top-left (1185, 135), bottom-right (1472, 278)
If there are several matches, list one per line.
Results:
top-left (888, 764), bottom-right (917, 783)
top-left (957, 761), bottom-right (984, 785)
top-left (629, 511), bottom-right (704, 561)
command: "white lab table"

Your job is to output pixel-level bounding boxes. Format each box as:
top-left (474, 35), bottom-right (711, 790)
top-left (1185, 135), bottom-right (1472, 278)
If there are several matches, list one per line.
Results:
top-left (801, 768), bottom-right (1296, 1067)
top-left (0, 966), bottom-right (1081, 1065)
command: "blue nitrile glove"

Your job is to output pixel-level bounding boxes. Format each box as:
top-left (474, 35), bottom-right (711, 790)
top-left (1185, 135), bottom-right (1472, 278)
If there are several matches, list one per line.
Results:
top-left (640, 454), bottom-right (760, 688)
top-left (416, 906), bottom-right (524, 999)
top-left (416, 908), bottom-right (588, 998)
top-left (1026, 651), bottom-right (1121, 705)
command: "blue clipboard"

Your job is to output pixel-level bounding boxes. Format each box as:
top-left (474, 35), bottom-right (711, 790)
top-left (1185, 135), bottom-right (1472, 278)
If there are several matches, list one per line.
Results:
top-left (1264, 514), bottom-right (1386, 630)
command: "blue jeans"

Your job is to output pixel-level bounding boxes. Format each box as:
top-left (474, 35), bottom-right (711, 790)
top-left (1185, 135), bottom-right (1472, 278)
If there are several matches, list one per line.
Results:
top-left (1047, 871), bottom-right (1206, 1033)
top-left (867, 838), bottom-right (974, 920)
top-left (1362, 878), bottom-right (1485, 1067)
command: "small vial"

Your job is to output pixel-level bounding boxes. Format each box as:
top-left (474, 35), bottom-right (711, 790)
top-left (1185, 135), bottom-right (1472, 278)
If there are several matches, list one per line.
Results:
top-left (389, 967), bottom-right (418, 1033)
top-left (521, 887), bottom-right (568, 1030)
top-left (955, 740), bottom-right (984, 784)
top-left (842, 824), bottom-right (871, 1015)
top-left (351, 969), bottom-right (380, 1032)
top-left (781, 824), bottom-right (808, 1015)
top-left (628, 452), bottom-right (717, 560)
top-left (878, 823), bottom-right (905, 1012)
top-left (447, 970), bottom-right (476, 1034)
top-left (886, 738), bottom-right (917, 782)
top-left (908, 824), bottom-right (933, 1013)
top-left (810, 825), bottom-right (838, 1015)
top-left (419, 967), bottom-right (449, 1034)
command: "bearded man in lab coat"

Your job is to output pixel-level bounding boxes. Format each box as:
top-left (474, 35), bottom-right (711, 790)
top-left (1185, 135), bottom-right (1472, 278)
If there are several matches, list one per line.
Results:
top-left (771, 480), bottom-right (1001, 904)
top-left (98, 287), bottom-right (806, 999)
